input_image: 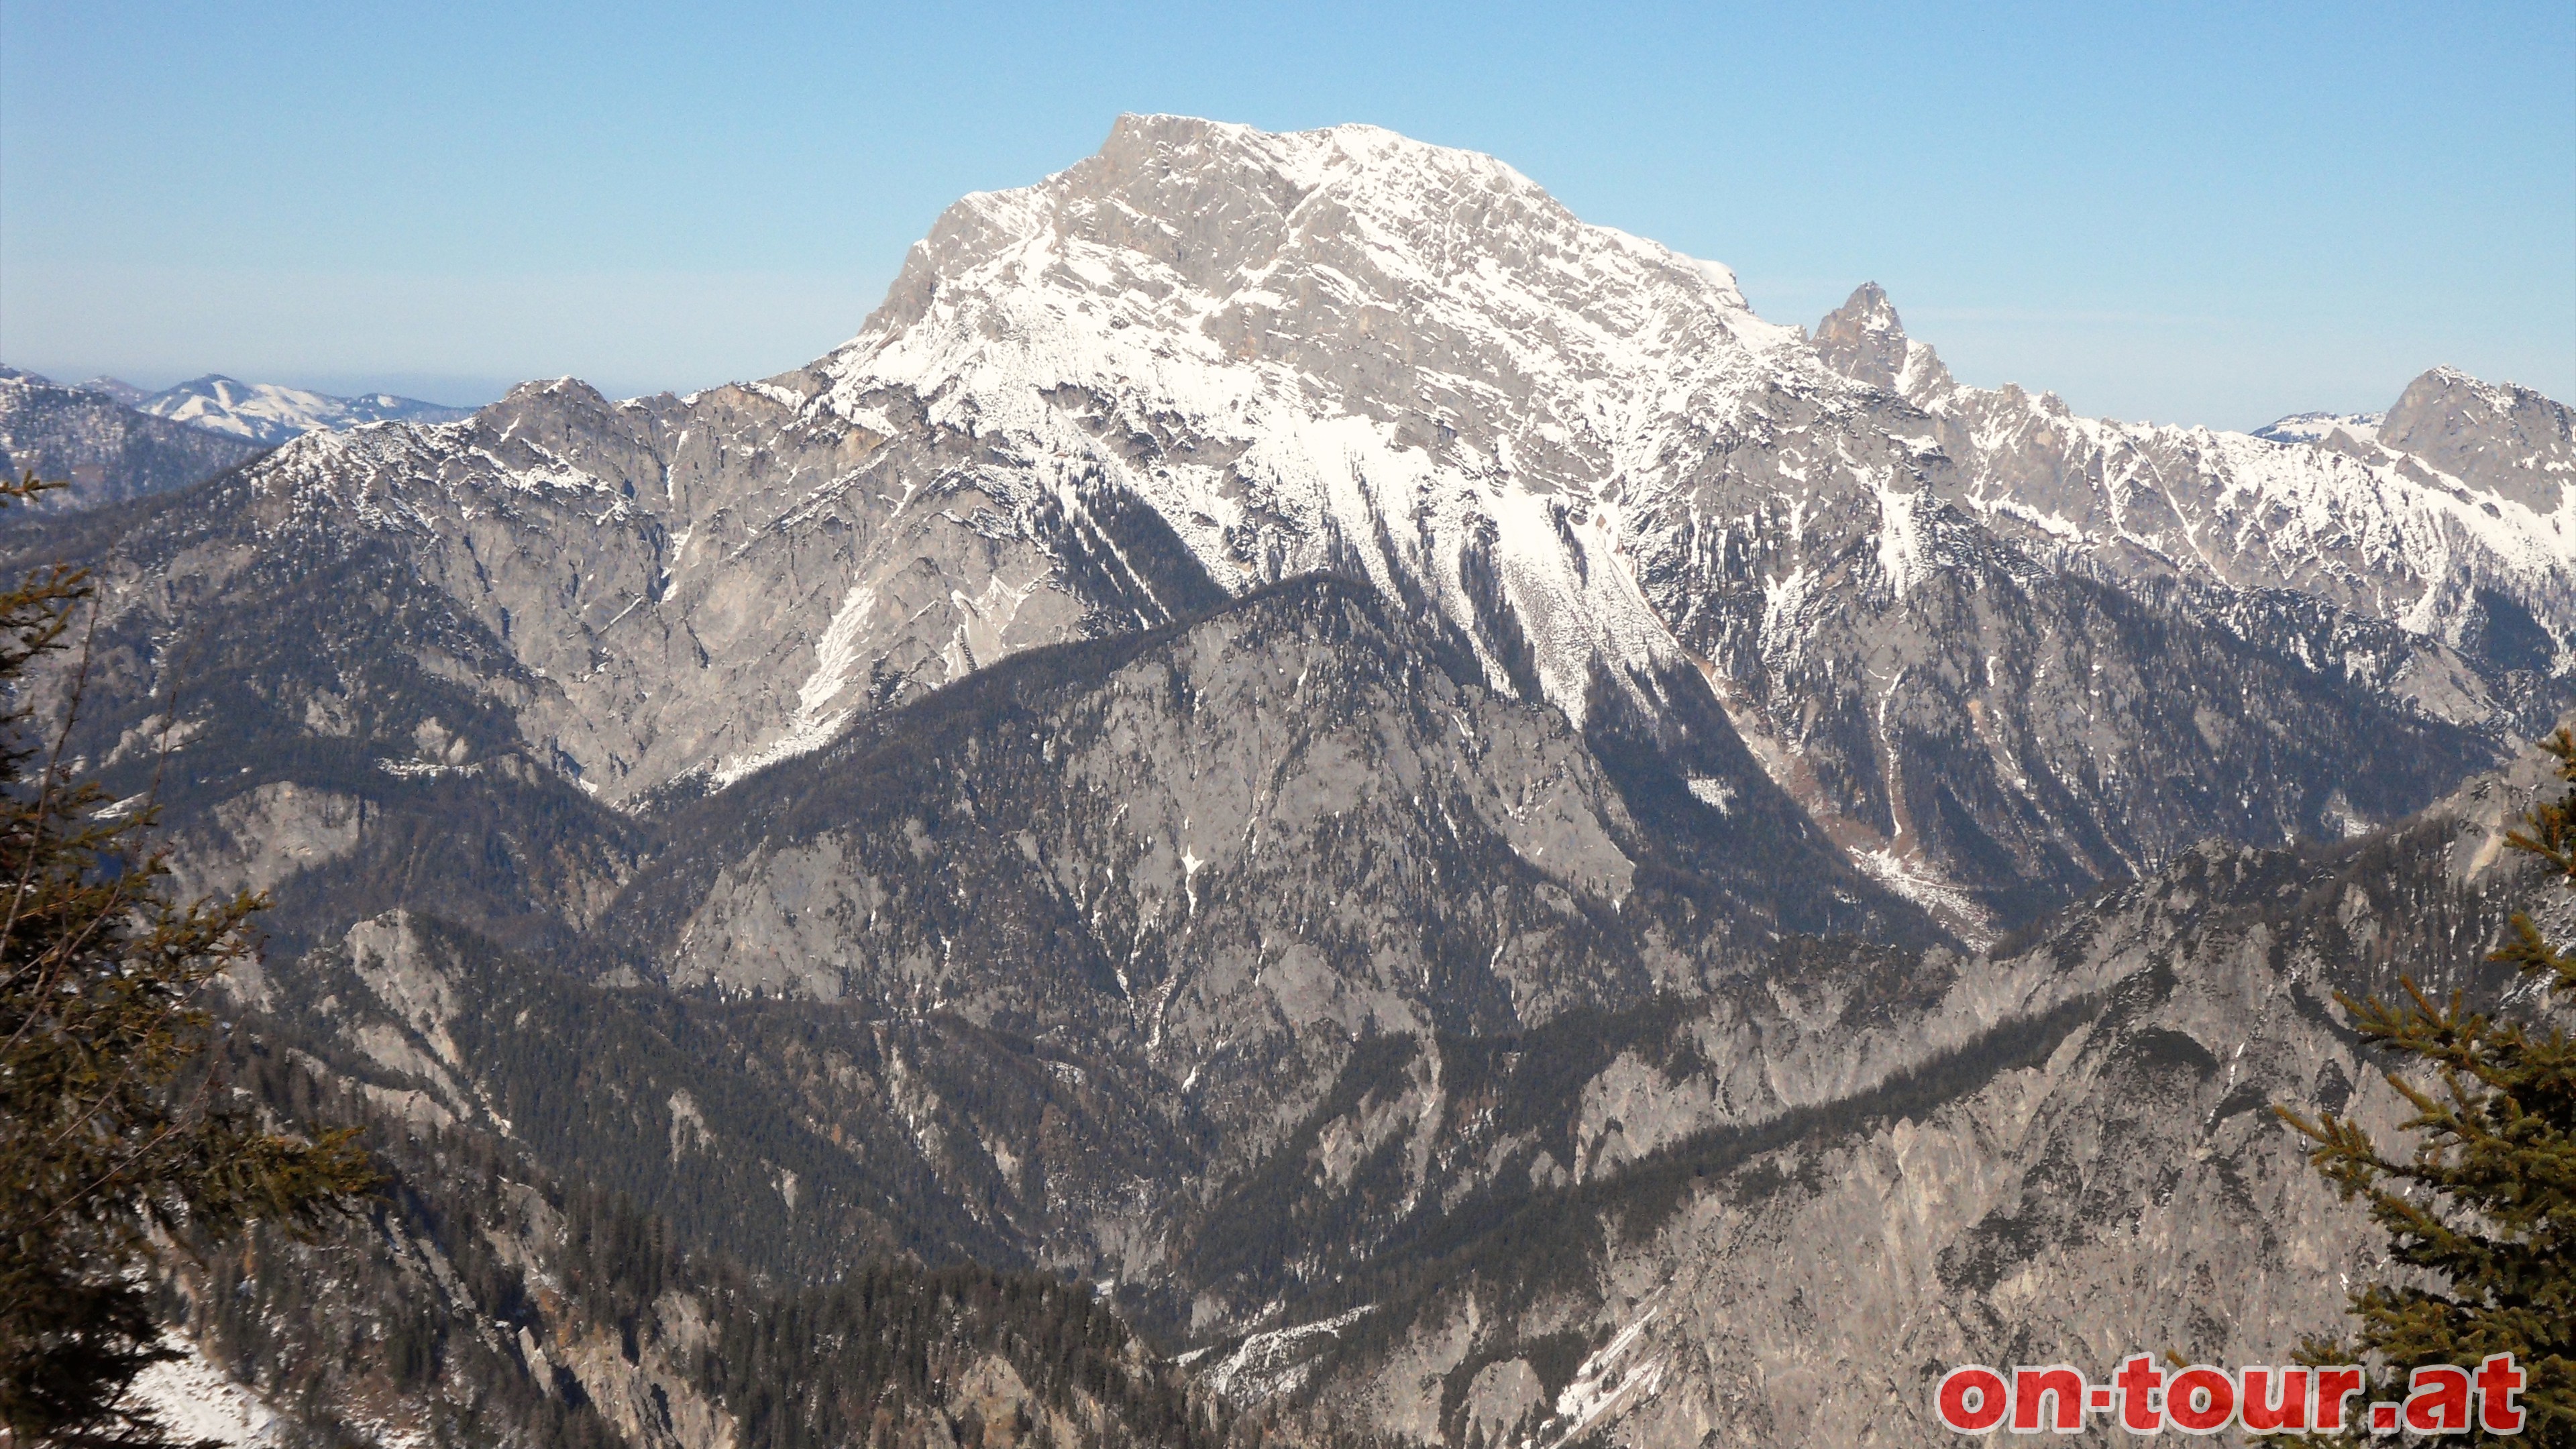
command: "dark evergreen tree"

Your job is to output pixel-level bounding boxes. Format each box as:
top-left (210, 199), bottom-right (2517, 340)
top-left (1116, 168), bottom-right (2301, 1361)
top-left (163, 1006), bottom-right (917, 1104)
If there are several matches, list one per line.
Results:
top-left (2280, 728), bottom-right (2576, 1443)
top-left (0, 473), bottom-right (377, 1447)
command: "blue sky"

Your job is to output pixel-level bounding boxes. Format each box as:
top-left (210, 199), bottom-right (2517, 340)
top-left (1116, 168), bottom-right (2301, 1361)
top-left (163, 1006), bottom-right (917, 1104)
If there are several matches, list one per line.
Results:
top-left (1, 1), bottom-right (2567, 429)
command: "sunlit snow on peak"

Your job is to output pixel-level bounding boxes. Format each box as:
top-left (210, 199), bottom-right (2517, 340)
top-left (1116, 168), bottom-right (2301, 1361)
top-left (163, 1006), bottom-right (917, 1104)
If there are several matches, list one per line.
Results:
top-left (808, 115), bottom-right (1864, 724)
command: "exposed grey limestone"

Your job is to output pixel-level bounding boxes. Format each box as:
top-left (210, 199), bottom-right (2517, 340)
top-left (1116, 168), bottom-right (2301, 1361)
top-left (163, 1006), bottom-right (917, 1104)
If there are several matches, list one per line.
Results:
top-left (618, 579), bottom-right (1912, 1285)
top-left (1461, 1358), bottom-right (1545, 1446)
top-left (1814, 285), bottom-right (2575, 674)
top-left (346, 910), bottom-right (465, 1067)
top-left (2379, 365), bottom-right (2576, 513)
top-left (1272, 761), bottom-right (2549, 1448)
top-left (170, 781), bottom-right (364, 897)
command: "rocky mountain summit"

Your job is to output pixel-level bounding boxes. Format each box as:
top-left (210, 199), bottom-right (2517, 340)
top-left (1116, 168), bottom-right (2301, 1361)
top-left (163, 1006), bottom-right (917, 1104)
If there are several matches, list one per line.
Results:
top-left (19, 115), bottom-right (2576, 1448)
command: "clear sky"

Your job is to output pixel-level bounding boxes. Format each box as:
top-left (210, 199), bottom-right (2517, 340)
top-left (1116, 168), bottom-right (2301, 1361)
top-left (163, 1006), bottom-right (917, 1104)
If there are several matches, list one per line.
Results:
top-left (2, 1), bottom-right (2568, 429)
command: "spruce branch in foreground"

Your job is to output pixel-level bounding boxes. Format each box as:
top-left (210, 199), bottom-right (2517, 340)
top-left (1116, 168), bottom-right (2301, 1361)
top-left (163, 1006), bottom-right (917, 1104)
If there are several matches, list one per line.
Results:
top-left (2278, 727), bottom-right (2576, 1444)
top-left (0, 472), bottom-right (378, 1448)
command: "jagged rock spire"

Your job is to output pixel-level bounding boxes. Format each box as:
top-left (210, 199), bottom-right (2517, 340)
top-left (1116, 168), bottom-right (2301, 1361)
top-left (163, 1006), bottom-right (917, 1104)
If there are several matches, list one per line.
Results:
top-left (1812, 282), bottom-right (1954, 400)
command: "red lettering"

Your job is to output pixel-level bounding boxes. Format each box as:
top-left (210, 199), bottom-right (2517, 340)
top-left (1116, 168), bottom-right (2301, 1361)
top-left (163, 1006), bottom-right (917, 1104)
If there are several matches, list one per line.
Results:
top-left (1939, 1366), bottom-right (2008, 1434)
top-left (2168, 1366), bottom-right (2236, 1434)
top-left (2478, 1354), bottom-right (2526, 1434)
top-left (2239, 1366), bottom-right (2308, 1432)
top-left (1930, 1355), bottom-right (2434, 1438)
top-left (2314, 1366), bottom-right (2365, 1430)
top-left (2011, 1365), bottom-right (2086, 1432)
top-left (2406, 1365), bottom-right (2473, 1433)
top-left (2114, 1354), bottom-right (2166, 1433)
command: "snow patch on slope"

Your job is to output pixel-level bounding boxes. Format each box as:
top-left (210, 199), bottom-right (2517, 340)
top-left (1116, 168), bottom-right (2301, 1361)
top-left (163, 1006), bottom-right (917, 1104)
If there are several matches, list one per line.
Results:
top-left (1546, 1307), bottom-right (1667, 1448)
top-left (1854, 847), bottom-right (1985, 929)
top-left (1197, 1304), bottom-right (1376, 1401)
top-left (121, 1334), bottom-right (282, 1446)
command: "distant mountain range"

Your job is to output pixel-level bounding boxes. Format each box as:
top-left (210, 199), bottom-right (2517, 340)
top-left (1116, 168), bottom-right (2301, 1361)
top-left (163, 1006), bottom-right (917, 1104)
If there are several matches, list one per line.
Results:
top-left (0, 367), bottom-right (471, 511)
top-left (0, 366), bottom-right (265, 512)
top-left (78, 372), bottom-right (473, 445)
top-left (2251, 409), bottom-right (2384, 445)
top-left (72, 374), bottom-right (153, 407)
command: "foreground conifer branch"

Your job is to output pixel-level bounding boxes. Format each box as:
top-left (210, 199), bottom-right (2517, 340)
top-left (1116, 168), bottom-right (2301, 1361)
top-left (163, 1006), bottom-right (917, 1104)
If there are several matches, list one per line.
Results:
top-left (0, 470), bottom-right (377, 1448)
top-left (2279, 727), bottom-right (2576, 1444)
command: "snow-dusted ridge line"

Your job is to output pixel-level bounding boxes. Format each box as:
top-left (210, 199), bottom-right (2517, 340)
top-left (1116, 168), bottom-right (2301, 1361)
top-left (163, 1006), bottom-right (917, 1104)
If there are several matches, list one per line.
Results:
top-left (212, 115), bottom-right (2576, 843)
top-left (2254, 411), bottom-right (2385, 447)
top-left (1824, 282), bottom-right (2576, 653)
top-left (118, 374), bottom-right (472, 447)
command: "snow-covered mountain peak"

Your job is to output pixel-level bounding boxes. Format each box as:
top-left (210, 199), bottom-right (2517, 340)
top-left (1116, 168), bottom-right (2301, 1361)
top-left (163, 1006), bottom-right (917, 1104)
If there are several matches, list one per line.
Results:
top-left (794, 117), bottom-right (2576, 748)
top-left (833, 112), bottom-right (1798, 408)
top-left (807, 115), bottom-right (1849, 722)
top-left (135, 374), bottom-right (471, 446)
top-left (1097, 113), bottom-right (1534, 207)
top-left (78, 119), bottom-right (2576, 938)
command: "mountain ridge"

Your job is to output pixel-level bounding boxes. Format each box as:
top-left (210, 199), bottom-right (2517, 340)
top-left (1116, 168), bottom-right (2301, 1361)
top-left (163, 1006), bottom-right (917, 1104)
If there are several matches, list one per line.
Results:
top-left (0, 365), bottom-right (267, 511)
top-left (124, 114), bottom-right (2568, 926)
top-left (115, 372), bottom-right (474, 445)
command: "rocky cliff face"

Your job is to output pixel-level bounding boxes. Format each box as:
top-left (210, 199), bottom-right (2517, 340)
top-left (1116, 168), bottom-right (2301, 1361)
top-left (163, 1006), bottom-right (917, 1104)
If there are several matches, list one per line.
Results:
top-left (185, 690), bottom-right (2569, 1449)
top-left (2378, 365), bottom-right (2576, 512)
top-left (156, 1021), bottom-right (1285, 1449)
top-left (1206, 760), bottom-right (2559, 1448)
top-left (65, 370), bottom-right (1230, 809)
top-left (804, 117), bottom-right (2565, 926)
top-left (131, 577), bottom-right (1929, 1305)
top-left (1813, 286), bottom-right (2576, 651)
top-left (1812, 286), bottom-right (2576, 748)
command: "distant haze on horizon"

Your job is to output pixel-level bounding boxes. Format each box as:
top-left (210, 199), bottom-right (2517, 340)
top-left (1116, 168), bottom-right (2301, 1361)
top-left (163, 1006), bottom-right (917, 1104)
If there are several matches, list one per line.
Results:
top-left (1, 1), bottom-right (2568, 429)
